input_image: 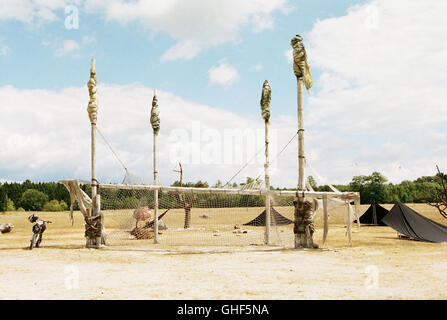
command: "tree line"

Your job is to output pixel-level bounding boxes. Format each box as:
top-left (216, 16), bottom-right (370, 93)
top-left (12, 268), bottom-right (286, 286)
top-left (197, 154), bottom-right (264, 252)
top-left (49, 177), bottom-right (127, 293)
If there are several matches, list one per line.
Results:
top-left (306, 171), bottom-right (447, 205)
top-left (0, 171), bottom-right (446, 212)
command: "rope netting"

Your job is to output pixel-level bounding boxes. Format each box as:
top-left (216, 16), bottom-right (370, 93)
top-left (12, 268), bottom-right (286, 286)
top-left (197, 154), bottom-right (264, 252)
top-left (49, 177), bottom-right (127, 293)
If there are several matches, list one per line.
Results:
top-left (99, 187), bottom-right (291, 248)
top-left (63, 127), bottom-right (358, 249)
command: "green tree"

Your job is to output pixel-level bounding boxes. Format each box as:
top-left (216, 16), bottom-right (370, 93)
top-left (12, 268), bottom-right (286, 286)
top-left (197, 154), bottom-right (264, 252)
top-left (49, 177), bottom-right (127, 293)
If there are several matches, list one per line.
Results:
top-left (349, 172), bottom-right (388, 204)
top-left (213, 180), bottom-right (223, 188)
top-left (6, 197), bottom-right (15, 211)
top-left (60, 200), bottom-right (68, 211)
top-left (43, 199), bottom-right (69, 211)
top-left (0, 187), bottom-right (6, 212)
top-left (20, 189), bottom-right (48, 211)
top-left (307, 176), bottom-right (317, 190)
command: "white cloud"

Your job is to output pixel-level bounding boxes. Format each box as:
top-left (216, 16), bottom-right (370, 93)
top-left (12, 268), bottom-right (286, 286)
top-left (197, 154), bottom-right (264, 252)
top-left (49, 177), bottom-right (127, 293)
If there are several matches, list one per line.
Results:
top-left (284, 48), bottom-right (292, 63)
top-left (0, 0), bottom-right (80, 23)
top-left (85, 0), bottom-right (292, 60)
top-left (1, 0), bottom-right (291, 59)
top-left (81, 35), bottom-right (96, 45)
top-left (0, 45), bottom-right (9, 56)
top-left (208, 61), bottom-right (239, 86)
top-left (0, 83), bottom-right (298, 186)
top-left (1, 79), bottom-right (444, 188)
top-left (251, 64), bottom-right (263, 71)
top-left (54, 39), bottom-right (80, 57)
top-left (41, 39), bottom-right (52, 47)
top-left (160, 40), bottom-right (201, 62)
top-left (303, 0), bottom-right (447, 183)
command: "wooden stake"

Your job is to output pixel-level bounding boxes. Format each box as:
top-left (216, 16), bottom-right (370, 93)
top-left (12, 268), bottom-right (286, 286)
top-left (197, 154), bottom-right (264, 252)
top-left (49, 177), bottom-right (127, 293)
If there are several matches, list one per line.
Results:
top-left (323, 194), bottom-right (328, 245)
top-left (355, 196), bottom-right (361, 230)
top-left (347, 203), bottom-right (352, 246)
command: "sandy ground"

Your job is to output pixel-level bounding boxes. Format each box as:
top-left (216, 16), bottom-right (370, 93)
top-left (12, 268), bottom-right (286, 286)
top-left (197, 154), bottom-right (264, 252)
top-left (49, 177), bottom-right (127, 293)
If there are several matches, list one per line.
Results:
top-left (1, 203), bottom-right (447, 300)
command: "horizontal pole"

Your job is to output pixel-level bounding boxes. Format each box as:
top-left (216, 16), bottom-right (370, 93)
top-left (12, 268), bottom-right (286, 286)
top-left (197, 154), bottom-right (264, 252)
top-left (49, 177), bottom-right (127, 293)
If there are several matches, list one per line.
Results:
top-left (94, 182), bottom-right (358, 200)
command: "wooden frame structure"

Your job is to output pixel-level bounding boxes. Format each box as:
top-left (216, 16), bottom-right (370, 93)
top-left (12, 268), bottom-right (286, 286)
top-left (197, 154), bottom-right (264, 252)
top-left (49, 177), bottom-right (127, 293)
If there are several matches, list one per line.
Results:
top-left (77, 49), bottom-right (360, 249)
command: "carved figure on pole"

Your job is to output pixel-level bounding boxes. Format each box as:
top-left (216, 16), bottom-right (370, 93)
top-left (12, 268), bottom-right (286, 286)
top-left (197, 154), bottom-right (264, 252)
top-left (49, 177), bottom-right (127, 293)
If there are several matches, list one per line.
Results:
top-left (151, 91), bottom-right (160, 135)
top-left (260, 80), bottom-right (271, 123)
top-left (291, 34), bottom-right (312, 94)
top-left (86, 58), bottom-right (105, 248)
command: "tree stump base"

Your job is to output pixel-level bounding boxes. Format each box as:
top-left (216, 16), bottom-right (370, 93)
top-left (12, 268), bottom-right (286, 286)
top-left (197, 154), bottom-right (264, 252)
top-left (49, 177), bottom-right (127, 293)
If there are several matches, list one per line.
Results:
top-left (293, 196), bottom-right (319, 249)
top-left (294, 233), bottom-right (319, 249)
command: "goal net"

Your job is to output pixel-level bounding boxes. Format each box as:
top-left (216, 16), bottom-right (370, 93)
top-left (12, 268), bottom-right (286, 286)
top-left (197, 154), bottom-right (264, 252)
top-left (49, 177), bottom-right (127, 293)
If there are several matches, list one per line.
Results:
top-left (61, 126), bottom-right (360, 250)
top-left (97, 182), bottom-right (294, 248)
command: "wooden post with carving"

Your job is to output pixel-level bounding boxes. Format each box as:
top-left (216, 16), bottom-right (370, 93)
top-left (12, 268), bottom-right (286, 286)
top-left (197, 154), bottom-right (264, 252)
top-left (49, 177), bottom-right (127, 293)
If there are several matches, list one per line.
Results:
top-left (150, 90), bottom-right (160, 244)
top-left (260, 80), bottom-right (272, 244)
top-left (86, 58), bottom-right (105, 248)
top-left (291, 34), bottom-right (318, 249)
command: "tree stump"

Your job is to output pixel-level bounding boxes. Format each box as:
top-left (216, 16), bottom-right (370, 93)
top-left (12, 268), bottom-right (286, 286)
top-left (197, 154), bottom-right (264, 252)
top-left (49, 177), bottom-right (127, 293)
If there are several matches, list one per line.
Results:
top-left (293, 196), bottom-right (318, 249)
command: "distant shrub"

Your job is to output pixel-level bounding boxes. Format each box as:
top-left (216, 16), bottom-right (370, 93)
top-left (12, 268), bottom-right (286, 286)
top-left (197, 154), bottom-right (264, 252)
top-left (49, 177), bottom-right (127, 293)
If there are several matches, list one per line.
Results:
top-left (43, 199), bottom-right (67, 212)
top-left (6, 197), bottom-right (15, 211)
top-left (59, 200), bottom-right (68, 211)
top-left (17, 207), bottom-right (25, 212)
top-left (21, 189), bottom-right (48, 211)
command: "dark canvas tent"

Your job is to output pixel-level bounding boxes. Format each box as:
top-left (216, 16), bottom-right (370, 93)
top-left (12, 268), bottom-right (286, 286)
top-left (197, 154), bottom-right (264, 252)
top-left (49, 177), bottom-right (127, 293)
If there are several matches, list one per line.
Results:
top-left (354, 201), bottom-right (389, 226)
top-left (243, 207), bottom-right (293, 226)
top-left (382, 202), bottom-right (447, 243)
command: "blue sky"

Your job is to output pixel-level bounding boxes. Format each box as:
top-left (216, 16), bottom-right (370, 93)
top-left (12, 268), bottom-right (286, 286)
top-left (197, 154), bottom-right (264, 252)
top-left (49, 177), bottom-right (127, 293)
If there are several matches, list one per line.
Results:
top-left (1, 0), bottom-right (446, 187)
top-left (0, 0), bottom-right (365, 115)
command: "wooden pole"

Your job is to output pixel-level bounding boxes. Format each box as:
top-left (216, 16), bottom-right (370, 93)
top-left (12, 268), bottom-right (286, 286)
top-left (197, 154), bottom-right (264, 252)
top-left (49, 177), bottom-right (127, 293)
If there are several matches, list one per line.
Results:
top-left (98, 183), bottom-right (359, 199)
top-left (347, 203), bottom-right (352, 246)
top-left (264, 120), bottom-right (271, 245)
top-left (91, 123), bottom-right (97, 208)
top-left (291, 34), bottom-right (318, 249)
top-left (86, 58), bottom-right (103, 248)
top-left (355, 196), bottom-right (361, 230)
top-left (260, 80), bottom-right (272, 245)
top-left (294, 77), bottom-right (307, 249)
top-left (322, 194), bottom-right (329, 245)
top-left (150, 90), bottom-right (160, 244)
top-left (153, 133), bottom-right (159, 244)
top-left (297, 78), bottom-right (305, 191)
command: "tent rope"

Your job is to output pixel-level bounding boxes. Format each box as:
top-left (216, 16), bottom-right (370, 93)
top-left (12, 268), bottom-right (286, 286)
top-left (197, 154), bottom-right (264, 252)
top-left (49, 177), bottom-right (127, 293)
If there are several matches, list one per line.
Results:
top-left (96, 126), bottom-right (128, 172)
top-left (222, 144), bottom-right (265, 188)
top-left (254, 131), bottom-right (299, 182)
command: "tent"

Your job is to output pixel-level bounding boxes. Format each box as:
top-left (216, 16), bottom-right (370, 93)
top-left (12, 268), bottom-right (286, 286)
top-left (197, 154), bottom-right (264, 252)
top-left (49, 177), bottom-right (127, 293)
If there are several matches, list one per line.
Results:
top-left (354, 201), bottom-right (389, 226)
top-left (381, 202), bottom-right (447, 243)
top-left (243, 206), bottom-right (293, 226)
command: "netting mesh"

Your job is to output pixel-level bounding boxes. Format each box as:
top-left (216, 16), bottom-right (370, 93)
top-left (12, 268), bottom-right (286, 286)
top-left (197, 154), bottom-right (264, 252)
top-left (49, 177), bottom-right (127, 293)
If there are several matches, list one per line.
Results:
top-left (99, 187), bottom-right (294, 248)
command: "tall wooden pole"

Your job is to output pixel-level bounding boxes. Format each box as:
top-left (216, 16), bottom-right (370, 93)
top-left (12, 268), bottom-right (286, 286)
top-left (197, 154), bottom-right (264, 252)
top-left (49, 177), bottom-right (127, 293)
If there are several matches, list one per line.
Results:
top-left (264, 119), bottom-right (271, 245)
top-left (153, 134), bottom-right (159, 243)
top-left (150, 90), bottom-right (160, 244)
top-left (291, 34), bottom-right (317, 249)
top-left (88, 58), bottom-right (98, 203)
top-left (297, 78), bottom-right (305, 191)
top-left (86, 58), bottom-right (103, 248)
top-left (260, 80), bottom-right (272, 245)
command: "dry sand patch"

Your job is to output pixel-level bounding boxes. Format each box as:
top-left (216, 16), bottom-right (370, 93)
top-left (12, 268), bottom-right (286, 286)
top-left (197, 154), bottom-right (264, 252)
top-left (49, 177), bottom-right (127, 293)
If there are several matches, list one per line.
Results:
top-left (1, 204), bottom-right (446, 299)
